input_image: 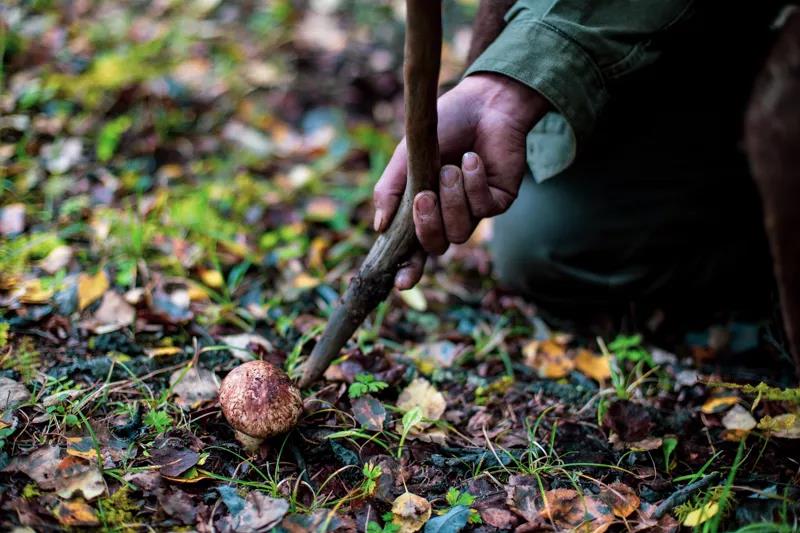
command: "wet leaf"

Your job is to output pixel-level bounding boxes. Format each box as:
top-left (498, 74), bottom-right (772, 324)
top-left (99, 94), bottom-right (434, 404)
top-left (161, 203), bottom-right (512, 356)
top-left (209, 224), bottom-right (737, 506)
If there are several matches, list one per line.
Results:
top-left (424, 505), bottom-right (469, 533)
top-left (220, 491), bottom-right (290, 532)
top-left (392, 492), bottom-right (432, 533)
top-left (538, 488), bottom-right (614, 533)
top-left (599, 482), bottom-right (640, 518)
top-left (700, 396), bottom-right (739, 414)
top-left (150, 446), bottom-right (200, 477)
top-left (4, 445), bottom-right (62, 488)
top-left (0, 377), bottom-right (31, 410)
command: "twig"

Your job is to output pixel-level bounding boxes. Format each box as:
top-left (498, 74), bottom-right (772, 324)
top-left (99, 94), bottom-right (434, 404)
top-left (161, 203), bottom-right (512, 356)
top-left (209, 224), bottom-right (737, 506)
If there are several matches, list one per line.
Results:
top-left (653, 472), bottom-right (720, 518)
top-left (297, 0), bottom-right (442, 387)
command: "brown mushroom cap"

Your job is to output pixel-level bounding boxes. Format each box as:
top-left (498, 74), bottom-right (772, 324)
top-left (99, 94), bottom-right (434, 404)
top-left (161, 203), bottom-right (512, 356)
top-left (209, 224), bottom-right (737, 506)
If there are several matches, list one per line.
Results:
top-left (219, 360), bottom-right (303, 439)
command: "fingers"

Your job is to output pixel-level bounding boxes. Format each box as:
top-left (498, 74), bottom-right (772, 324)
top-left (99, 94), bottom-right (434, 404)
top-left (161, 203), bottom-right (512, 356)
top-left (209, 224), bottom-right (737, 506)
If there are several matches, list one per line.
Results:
top-left (373, 140), bottom-right (408, 232)
top-left (461, 152), bottom-right (498, 219)
top-left (413, 191), bottom-right (448, 255)
top-left (439, 165), bottom-right (473, 244)
top-left (395, 250), bottom-right (426, 290)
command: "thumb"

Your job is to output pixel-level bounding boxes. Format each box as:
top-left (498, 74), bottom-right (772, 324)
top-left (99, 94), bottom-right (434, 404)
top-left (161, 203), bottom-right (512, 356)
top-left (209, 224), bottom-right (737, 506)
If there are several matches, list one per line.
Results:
top-left (373, 139), bottom-right (408, 232)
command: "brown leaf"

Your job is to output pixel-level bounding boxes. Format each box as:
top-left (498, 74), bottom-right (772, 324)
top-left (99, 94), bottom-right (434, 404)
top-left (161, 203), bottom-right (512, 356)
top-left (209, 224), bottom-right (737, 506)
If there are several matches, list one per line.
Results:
top-left (574, 349), bottom-right (611, 382)
top-left (523, 339), bottom-right (574, 379)
top-left (603, 400), bottom-right (654, 442)
top-left (4, 445), bottom-right (62, 489)
top-left (479, 507), bottom-right (517, 529)
top-left (54, 456), bottom-right (106, 500)
top-left (538, 488), bottom-right (614, 533)
top-left (351, 395), bottom-right (386, 431)
top-left (150, 446), bottom-right (200, 478)
top-left (599, 482), bottom-right (640, 518)
top-left (0, 377), bottom-right (31, 410)
top-left (169, 366), bottom-right (219, 409)
top-left (396, 378), bottom-right (445, 428)
top-left (391, 492), bottom-right (431, 533)
top-left (52, 500), bottom-right (99, 527)
top-left (220, 491), bottom-right (290, 532)
top-left (84, 290), bottom-right (135, 333)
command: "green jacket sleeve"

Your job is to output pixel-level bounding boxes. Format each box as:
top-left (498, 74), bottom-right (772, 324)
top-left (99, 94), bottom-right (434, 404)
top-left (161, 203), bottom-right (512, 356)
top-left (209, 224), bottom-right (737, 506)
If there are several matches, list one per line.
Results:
top-left (465, 0), bottom-right (694, 180)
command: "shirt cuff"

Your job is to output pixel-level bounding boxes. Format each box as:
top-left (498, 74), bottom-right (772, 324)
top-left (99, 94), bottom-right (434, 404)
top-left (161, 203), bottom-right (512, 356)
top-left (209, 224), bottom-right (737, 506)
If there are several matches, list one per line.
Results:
top-left (464, 12), bottom-right (608, 178)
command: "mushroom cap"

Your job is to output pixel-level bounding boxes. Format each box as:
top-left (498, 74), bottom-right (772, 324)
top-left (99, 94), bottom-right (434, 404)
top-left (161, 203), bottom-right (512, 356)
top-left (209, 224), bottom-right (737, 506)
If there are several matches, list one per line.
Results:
top-left (219, 360), bottom-right (303, 439)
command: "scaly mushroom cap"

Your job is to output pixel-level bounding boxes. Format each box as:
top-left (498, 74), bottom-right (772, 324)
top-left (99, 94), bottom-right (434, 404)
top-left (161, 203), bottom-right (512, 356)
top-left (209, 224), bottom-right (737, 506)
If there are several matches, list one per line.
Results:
top-left (219, 360), bottom-right (303, 439)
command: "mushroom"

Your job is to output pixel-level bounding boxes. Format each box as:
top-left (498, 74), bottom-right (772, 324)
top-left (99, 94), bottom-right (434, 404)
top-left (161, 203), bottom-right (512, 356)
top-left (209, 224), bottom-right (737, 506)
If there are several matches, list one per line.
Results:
top-left (218, 360), bottom-right (303, 450)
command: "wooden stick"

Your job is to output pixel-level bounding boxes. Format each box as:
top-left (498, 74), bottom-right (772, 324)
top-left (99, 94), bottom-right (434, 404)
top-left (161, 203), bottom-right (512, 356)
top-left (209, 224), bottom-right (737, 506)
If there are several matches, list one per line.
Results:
top-left (745, 12), bottom-right (800, 380)
top-left (297, 0), bottom-right (442, 387)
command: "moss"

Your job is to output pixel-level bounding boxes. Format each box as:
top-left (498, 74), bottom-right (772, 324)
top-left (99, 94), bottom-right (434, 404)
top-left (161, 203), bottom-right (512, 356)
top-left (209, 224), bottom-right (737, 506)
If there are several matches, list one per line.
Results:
top-left (97, 487), bottom-right (139, 531)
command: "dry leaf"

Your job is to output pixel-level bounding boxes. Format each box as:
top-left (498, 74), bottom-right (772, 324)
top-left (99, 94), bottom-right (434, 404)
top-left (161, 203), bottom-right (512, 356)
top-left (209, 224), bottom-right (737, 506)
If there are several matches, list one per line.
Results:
top-left (19, 279), bottom-right (54, 304)
top-left (78, 271), bottom-right (109, 310)
top-left (0, 376), bottom-right (31, 410)
top-left (574, 349), bottom-right (611, 382)
top-left (539, 488), bottom-right (614, 533)
top-left (39, 245), bottom-right (73, 274)
top-left (721, 404), bottom-right (757, 441)
top-left (396, 378), bottom-right (445, 428)
top-left (221, 333), bottom-right (273, 361)
top-left (146, 346), bottom-right (183, 358)
top-left (391, 492), bottom-right (431, 533)
top-left (758, 413), bottom-right (800, 439)
top-left (55, 457), bottom-right (106, 500)
top-left (0, 203), bottom-right (25, 236)
top-left (599, 482), bottom-right (640, 518)
top-left (87, 291), bottom-right (135, 333)
top-left (523, 339), bottom-right (574, 379)
top-left (700, 396), bottom-right (738, 414)
top-left (169, 366), bottom-right (219, 409)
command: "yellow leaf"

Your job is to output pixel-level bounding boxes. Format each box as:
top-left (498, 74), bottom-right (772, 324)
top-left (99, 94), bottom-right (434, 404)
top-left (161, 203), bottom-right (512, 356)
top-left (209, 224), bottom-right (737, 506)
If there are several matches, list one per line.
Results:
top-left (701, 396), bottom-right (739, 414)
top-left (391, 492), bottom-right (431, 533)
top-left (52, 500), bottom-right (99, 527)
top-left (146, 346), bottom-right (182, 358)
top-left (199, 268), bottom-right (224, 289)
top-left (682, 501), bottom-right (719, 527)
top-left (399, 286), bottom-right (427, 311)
top-left (574, 349), bottom-right (611, 382)
top-left (292, 272), bottom-right (319, 289)
top-left (758, 413), bottom-right (800, 438)
top-left (20, 279), bottom-right (54, 304)
top-left (78, 271), bottom-right (109, 311)
top-left (308, 236), bottom-right (329, 271)
top-left (396, 378), bottom-right (446, 427)
top-left (523, 339), bottom-right (574, 379)
top-left (187, 283), bottom-right (209, 301)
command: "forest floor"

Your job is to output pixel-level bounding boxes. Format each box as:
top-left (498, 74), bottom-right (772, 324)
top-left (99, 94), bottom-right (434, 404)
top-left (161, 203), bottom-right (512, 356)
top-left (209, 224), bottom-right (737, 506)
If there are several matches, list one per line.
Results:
top-left (1, 1), bottom-right (799, 532)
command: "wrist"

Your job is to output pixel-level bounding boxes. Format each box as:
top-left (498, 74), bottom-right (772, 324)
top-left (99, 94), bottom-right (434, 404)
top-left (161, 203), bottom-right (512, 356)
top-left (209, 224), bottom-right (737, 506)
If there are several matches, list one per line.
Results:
top-left (462, 72), bottom-right (548, 130)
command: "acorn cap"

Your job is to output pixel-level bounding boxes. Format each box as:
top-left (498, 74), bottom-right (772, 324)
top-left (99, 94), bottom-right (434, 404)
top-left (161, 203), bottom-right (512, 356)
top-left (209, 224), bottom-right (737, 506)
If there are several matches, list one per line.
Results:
top-left (219, 360), bottom-right (303, 439)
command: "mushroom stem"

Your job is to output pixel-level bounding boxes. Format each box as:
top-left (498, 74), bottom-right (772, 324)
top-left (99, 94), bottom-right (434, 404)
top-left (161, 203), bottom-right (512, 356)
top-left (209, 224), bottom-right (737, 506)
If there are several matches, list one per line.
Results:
top-left (234, 430), bottom-right (265, 452)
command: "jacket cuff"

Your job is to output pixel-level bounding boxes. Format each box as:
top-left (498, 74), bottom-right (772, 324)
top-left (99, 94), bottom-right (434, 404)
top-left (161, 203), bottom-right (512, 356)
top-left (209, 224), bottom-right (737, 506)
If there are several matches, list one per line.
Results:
top-left (464, 13), bottom-right (608, 176)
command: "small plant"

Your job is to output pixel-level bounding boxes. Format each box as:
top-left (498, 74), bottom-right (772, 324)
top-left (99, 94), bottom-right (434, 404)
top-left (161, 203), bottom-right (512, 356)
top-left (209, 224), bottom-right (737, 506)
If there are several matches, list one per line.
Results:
top-left (443, 487), bottom-right (482, 524)
top-left (361, 462), bottom-right (382, 496)
top-left (608, 334), bottom-right (654, 366)
top-left (396, 406), bottom-right (423, 459)
top-left (348, 373), bottom-right (389, 399)
top-left (143, 408), bottom-right (172, 434)
top-left (0, 322), bottom-right (9, 349)
top-left (366, 514), bottom-right (400, 533)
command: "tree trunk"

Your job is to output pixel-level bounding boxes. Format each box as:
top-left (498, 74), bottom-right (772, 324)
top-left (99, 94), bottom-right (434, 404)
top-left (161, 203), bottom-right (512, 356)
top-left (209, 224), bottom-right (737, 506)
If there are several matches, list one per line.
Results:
top-left (745, 11), bottom-right (800, 379)
top-left (297, 1), bottom-right (442, 387)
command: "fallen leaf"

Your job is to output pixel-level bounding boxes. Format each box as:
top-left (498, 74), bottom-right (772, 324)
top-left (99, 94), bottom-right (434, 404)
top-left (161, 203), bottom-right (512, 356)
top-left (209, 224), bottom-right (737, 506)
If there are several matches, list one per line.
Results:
top-left (221, 333), bottom-right (273, 361)
top-left (78, 271), bottom-right (109, 311)
top-left (574, 349), bottom-right (611, 382)
top-left (52, 499), bottom-right (99, 527)
top-left (599, 482), bottom-right (640, 518)
top-left (682, 501), bottom-right (719, 527)
top-left (479, 507), bottom-right (516, 529)
top-left (399, 286), bottom-right (427, 312)
top-left (351, 395), bottom-right (386, 431)
top-left (523, 339), bottom-right (574, 379)
top-left (700, 396), bottom-right (739, 414)
top-left (55, 456), bottom-right (106, 500)
top-left (146, 346), bottom-right (183, 358)
top-left (424, 505), bottom-right (469, 533)
top-left (721, 404), bottom-right (757, 441)
top-left (539, 488), bottom-right (614, 533)
top-left (169, 366), bottom-right (219, 409)
top-left (199, 268), bottom-right (224, 289)
top-left (0, 377), bottom-right (31, 410)
top-left (758, 413), bottom-right (800, 439)
top-left (150, 446), bottom-right (200, 477)
top-left (603, 400), bottom-right (654, 442)
top-left (19, 278), bottom-right (54, 304)
top-left (220, 491), bottom-right (290, 532)
top-left (3, 445), bottom-right (62, 488)
top-left (86, 291), bottom-right (135, 333)
top-left (396, 378), bottom-right (446, 429)
top-left (65, 437), bottom-right (100, 462)
top-left (0, 203), bottom-right (26, 236)
top-left (392, 492), bottom-right (432, 533)
top-left (39, 245), bottom-right (73, 274)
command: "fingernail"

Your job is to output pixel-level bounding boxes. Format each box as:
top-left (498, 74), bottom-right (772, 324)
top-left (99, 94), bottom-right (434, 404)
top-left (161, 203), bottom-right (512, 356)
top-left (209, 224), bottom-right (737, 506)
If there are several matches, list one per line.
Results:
top-left (373, 209), bottom-right (384, 232)
top-left (440, 166), bottom-right (458, 187)
top-left (463, 152), bottom-right (478, 171)
top-left (416, 194), bottom-right (435, 215)
top-left (395, 272), bottom-right (409, 289)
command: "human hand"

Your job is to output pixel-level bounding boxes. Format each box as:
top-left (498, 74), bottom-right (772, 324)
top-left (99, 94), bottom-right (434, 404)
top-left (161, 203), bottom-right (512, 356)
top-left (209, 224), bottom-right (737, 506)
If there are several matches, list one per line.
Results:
top-left (373, 73), bottom-right (549, 288)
